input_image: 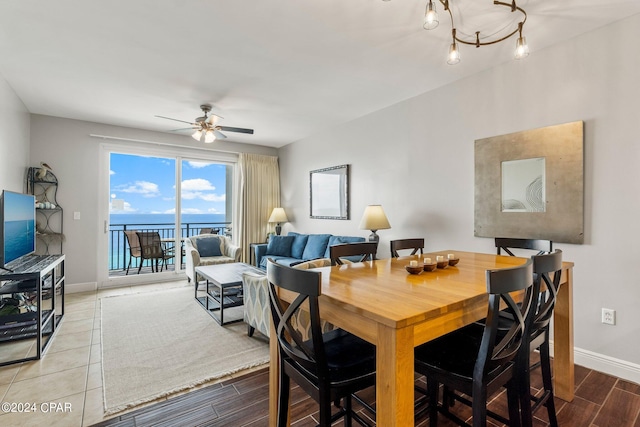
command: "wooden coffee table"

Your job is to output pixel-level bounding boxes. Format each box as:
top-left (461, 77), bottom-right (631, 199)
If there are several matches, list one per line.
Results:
top-left (195, 263), bottom-right (264, 325)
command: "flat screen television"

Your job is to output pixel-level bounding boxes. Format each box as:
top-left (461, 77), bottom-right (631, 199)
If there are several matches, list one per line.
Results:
top-left (0, 190), bottom-right (36, 269)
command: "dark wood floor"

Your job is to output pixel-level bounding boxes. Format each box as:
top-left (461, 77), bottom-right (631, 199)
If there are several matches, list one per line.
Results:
top-left (92, 356), bottom-right (640, 427)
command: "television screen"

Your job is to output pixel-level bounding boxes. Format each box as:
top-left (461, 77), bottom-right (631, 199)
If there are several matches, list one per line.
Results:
top-left (1, 190), bottom-right (36, 267)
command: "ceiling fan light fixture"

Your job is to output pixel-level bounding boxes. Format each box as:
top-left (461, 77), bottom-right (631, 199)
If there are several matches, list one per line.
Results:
top-left (204, 130), bottom-right (216, 143)
top-left (423, 0), bottom-right (439, 30)
top-left (192, 129), bottom-right (202, 141)
top-left (514, 23), bottom-right (529, 59)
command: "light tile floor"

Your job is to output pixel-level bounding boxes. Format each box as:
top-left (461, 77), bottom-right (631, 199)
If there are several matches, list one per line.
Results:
top-left (0, 279), bottom-right (264, 427)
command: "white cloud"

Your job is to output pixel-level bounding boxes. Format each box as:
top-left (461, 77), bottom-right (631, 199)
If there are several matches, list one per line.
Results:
top-left (110, 170), bottom-right (115, 175)
top-left (116, 181), bottom-right (160, 198)
top-left (186, 161), bottom-right (211, 169)
top-left (181, 178), bottom-right (215, 191)
top-left (201, 193), bottom-right (225, 202)
top-left (181, 208), bottom-right (203, 214)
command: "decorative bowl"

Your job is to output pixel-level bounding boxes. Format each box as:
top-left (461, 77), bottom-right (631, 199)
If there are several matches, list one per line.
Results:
top-left (423, 263), bottom-right (437, 272)
top-left (448, 258), bottom-right (460, 267)
top-left (436, 260), bottom-right (448, 269)
top-left (405, 265), bottom-right (423, 275)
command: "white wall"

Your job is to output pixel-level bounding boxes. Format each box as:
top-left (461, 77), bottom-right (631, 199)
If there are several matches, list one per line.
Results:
top-left (29, 115), bottom-right (277, 287)
top-left (0, 74), bottom-right (30, 191)
top-left (278, 14), bottom-right (640, 377)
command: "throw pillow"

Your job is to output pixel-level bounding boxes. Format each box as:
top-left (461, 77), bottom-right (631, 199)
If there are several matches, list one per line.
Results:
top-left (301, 234), bottom-right (331, 260)
top-left (288, 232), bottom-right (309, 259)
top-left (196, 236), bottom-right (223, 257)
top-left (324, 235), bottom-right (366, 257)
top-left (266, 235), bottom-right (295, 257)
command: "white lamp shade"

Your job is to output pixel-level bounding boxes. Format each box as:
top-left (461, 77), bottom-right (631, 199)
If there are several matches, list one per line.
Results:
top-left (268, 207), bottom-right (288, 223)
top-left (359, 205), bottom-right (391, 231)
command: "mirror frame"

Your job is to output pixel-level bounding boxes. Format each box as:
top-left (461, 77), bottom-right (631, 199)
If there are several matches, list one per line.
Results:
top-left (309, 164), bottom-right (350, 220)
top-left (474, 121), bottom-right (584, 244)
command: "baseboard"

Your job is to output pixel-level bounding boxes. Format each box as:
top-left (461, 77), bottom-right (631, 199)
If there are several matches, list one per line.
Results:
top-left (551, 341), bottom-right (640, 385)
top-left (66, 282), bottom-right (98, 293)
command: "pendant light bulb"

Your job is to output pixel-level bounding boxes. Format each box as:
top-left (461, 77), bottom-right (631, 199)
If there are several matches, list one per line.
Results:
top-left (515, 36), bottom-right (529, 59)
top-left (447, 30), bottom-right (460, 65)
top-left (424, 0), bottom-right (439, 30)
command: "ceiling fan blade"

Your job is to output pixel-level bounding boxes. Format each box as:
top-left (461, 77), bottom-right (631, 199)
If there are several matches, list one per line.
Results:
top-left (206, 113), bottom-right (224, 124)
top-left (213, 130), bottom-right (227, 139)
top-left (155, 115), bottom-right (195, 125)
top-left (218, 126), bottom-right (254, 134)
top-left (169, 127), bottom-right (197, 132)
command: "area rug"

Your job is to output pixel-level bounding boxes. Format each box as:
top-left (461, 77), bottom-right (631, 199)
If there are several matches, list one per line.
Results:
top-left (100, 286), bottom-right (269, 415)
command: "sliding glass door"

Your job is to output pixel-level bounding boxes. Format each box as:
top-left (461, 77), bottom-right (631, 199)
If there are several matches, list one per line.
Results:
top-left (104, 149), bottom-right (235, 283)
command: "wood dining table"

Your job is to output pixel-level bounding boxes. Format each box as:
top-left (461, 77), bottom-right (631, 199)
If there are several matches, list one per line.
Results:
top-left (268, 250), bottom-right (574, 427)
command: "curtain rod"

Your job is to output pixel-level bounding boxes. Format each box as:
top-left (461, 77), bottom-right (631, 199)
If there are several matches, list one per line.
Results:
top-left (89, 133), bottom-right (240, 155)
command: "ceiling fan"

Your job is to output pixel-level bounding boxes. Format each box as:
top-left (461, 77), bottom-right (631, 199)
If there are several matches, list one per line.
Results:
top-left (155, 104), bottom-right (254, 143)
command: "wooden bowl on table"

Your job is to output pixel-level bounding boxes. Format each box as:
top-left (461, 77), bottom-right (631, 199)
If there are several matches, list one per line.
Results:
top-left (423, 262), bottom-right (437, 272)
top-left (405, 264), bottom-right (423, 275)
top-left (448, 258), bottom-right (460, 267)
top-left (436, 259), bottom-right (448, 269)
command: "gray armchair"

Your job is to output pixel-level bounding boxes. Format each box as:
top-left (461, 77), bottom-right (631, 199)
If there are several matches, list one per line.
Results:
top-left (185, 234), bottom-right (241, 284)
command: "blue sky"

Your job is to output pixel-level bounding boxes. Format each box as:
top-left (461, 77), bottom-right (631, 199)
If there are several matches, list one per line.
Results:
top-left (4, 191), bottom-right (35, 221)
top-left (109, 154), bottom-right (228, 215)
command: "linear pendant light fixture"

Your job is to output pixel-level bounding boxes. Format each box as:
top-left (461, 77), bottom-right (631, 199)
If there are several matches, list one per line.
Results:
top-left (429, 0), bottom-right (528, 64)
top-left (390, 0), bottom-right (529, 65)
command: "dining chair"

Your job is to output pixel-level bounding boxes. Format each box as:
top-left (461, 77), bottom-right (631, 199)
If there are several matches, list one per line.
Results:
top-left (414, 259), bottom-right (534, 427)
top-left (136, 231), bottom-right (174, 273)
top-left (329, 242), bottom-right (378, 266)
top-left (517, 249), bottom-right (563, 427)
top-left (123, 230), bottom-right (142, 275)
top-left (495, 237), bottom-right (553, 256)
top-left (390, 238), bottom-right (425, 257)
top-left (267, 260), bottom-right (376, 427)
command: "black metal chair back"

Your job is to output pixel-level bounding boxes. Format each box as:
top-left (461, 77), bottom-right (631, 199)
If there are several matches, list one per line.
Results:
top-left (329, 242), bottom-right (378, 266)
top-left (495, 237), bottom-right (553, 256)
top-left (123, 230), bottom-right (141, 275)
top-left (390, 238), bottom-right (425, 257)
top-left (136, 231), bottom-right (171, 273)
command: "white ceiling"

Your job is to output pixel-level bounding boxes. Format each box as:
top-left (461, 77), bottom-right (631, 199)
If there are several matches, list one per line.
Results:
top-left (1, 0), bottom-right (639, 148)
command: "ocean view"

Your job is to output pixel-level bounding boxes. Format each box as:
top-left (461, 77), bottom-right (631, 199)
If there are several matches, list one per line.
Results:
top-left (108, 214), bottom-right (228, 271)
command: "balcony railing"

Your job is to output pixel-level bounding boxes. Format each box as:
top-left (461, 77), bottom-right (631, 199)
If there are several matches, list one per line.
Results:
top-left (108, 221), bottom-right (231, 274)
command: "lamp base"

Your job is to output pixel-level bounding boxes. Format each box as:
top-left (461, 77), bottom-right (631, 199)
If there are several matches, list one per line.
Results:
top-left (368, 231), bottom-right (379, 243)
top-left (275, 224), bottom-right (282, 236)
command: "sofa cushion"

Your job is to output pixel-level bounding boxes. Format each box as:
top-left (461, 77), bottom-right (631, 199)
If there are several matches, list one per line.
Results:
top-left (324, 235), bottom-right (366, 258)
top-left (288, 232), bottom-right (309, 259)
top-left (194, 236), bottom-right (223, 257)
top-left (302, 234), bottom-right (331, 260)
top-left (259, 255), bottom-right (300, 268)
top-left (266, 235), bottom-right (295, 257)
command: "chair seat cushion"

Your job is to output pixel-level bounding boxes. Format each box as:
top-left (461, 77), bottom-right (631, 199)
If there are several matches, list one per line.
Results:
top-left (304, 328), bottom-right (376, 384)
top-left (414, 323), bottom-right (508, 382)
top-left (199, 256), bottom-right (236, 266)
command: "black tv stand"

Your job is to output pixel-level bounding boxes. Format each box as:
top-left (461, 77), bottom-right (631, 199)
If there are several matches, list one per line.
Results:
top-left (0, 265), bottom-right (14, 273)
top-left (0, 254), bottom-right (65, 366)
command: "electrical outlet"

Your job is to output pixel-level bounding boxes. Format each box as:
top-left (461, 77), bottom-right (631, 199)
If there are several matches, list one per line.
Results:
top-left (601, 308), bottom-right (616, 325)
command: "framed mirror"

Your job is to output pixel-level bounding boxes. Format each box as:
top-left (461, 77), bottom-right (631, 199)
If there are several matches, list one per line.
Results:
top-left (310, 164), bottom-right (349, 219)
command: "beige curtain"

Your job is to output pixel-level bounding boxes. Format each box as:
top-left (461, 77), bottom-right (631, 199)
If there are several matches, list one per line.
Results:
top-left (236, 153), bottom-right (280, 263)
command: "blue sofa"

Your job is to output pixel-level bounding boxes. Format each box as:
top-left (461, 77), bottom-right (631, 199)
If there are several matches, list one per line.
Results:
top-left (254, 232), bottom-right (365, 269)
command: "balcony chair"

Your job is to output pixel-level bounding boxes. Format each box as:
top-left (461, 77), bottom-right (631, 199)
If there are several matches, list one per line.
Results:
top-left (267, 260), bottom-right (376, 427)
top-left (390, 238), bottom-right (425, 257)
top-left (414, 259), bottom-right (535, 427)
top-left (495, 237), bottom-right (553, 256)
top-left (123, 230), bottom-right (142, 275)
top-left (136, 231), bottom-right (174, 273)
top-left (329, 242), bottom-right (378, 266)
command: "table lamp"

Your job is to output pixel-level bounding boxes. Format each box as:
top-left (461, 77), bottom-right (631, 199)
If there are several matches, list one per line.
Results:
top-left (268, 207), bottom-right (289, 235)
top-left (359, 205), bottom-right (391, 242)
